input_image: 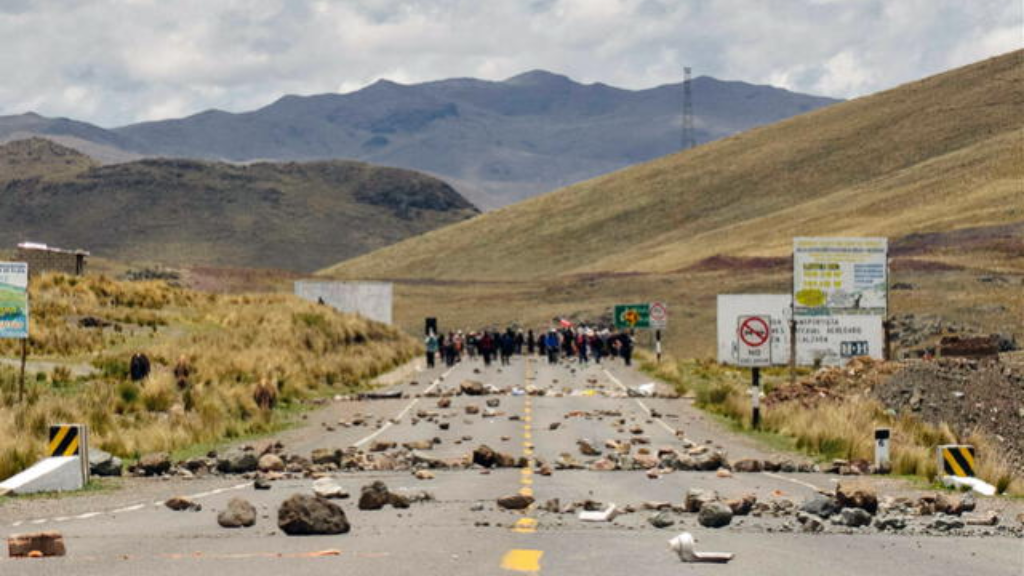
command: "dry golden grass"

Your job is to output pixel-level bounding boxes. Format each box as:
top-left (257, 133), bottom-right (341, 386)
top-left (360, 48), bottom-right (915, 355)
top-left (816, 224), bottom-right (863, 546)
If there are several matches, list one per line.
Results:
top-left (0, 274), bottom-right (416, 479)
top-left (640, 353), bottom-right (1023, 495)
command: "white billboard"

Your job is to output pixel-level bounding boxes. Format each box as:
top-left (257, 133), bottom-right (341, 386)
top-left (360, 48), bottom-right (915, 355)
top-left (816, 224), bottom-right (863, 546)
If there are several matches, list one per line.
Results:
top-left (717, 295), bottom-right (791, 366)
top-left (718, 294), bottom-right (884, 367)
top-left (294, 281), bottom-right (393, 325)
top-left (794, 237), bottom-right (888, 315)
top-left (795, 314), bottom-right (884, 366)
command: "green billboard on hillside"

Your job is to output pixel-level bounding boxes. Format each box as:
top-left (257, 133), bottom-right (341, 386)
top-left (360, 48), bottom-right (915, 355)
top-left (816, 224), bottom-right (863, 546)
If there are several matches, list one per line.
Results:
top-left (0, 262), bottom-right (28, 339)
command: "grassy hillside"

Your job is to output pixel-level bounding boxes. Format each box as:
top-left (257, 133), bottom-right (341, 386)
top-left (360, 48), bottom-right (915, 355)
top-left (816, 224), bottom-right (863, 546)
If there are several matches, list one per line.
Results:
top-left (323, 50), bottom-right (1023, 355)
top-left (0, 139), bottom-right (478, 272)
top-left (0, 273), bottom-right (417, 479)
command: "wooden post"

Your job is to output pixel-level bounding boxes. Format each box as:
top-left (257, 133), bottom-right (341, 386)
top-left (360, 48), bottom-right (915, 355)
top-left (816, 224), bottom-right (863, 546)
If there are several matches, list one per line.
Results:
top-left (18, 338), bottom-right (27, 403)
top-left (655, 329), bottom-right (662, 363)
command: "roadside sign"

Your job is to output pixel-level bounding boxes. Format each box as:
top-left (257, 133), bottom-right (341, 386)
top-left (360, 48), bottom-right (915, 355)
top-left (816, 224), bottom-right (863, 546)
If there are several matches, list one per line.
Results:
top-left (0, 262), bottom-right (29, 339)
top-left (649, 301), bottom-right (668, 329)
top-left (793, 237), bottom-right (888, 315)
top-left (795, 314), bottom-right (883, 366)
top-left (717, 295), bottom-right (791, 366)
top-left (736, 315), bottom-right (772, 367)
top-left (614, 304), bottom-right (650, 329)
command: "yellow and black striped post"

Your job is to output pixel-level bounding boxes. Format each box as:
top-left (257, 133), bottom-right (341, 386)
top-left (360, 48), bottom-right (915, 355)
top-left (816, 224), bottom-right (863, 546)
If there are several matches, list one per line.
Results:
top-left (48, 424), bottom-right (90, 483)
top-left (937, 444), bottom-right (976, 478)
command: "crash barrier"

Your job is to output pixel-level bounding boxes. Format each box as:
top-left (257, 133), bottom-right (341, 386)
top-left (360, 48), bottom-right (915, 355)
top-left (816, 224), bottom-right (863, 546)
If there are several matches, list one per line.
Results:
top-left (0, 424), bottom-right (89, 495)
top-left (937, 444), bottom-right (975, 478)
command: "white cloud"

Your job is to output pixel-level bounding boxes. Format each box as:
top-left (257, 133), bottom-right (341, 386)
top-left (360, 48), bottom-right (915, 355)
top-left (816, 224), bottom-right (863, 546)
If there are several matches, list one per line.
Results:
top-left (0, 0), bottom-right (1018, 126)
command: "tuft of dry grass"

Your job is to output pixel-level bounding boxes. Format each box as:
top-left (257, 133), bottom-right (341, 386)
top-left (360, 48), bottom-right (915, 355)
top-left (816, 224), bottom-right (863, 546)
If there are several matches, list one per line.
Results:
top-left (640, 352), bottom-right (1023, 496)
top-left (0, 273), bottom-right (417, 480)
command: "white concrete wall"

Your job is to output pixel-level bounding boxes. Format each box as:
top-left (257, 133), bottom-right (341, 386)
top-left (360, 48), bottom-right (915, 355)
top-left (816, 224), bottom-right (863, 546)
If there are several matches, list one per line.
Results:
top-left (294, 281), bottom-right (393, 325)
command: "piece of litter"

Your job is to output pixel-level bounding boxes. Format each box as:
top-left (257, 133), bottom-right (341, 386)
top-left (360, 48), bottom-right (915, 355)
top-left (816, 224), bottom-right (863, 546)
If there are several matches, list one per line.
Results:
top-left (941, 475), bottom-right (996, 496)
top-left (668, 532), bottom-right (733, 564)
top-left (578, 504), bottom-right (619, 522)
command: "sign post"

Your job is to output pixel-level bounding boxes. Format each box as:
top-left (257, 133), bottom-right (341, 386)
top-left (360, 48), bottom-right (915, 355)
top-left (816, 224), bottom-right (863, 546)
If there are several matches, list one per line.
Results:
top-left (649, 302), bottom-right (668, 363)
top-left (0, 262), bottom-right (29, 402)
top-left (736, 315), bottom-right (771, 429)
top-left (614, 303), bottom-right (651, 330)
top-left (874, 428), bottom-right (891, 473)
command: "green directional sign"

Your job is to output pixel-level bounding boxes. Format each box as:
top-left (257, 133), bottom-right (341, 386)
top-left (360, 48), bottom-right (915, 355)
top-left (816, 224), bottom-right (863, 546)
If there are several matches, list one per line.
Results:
top-left (614, 303), bottom-right (650, 329)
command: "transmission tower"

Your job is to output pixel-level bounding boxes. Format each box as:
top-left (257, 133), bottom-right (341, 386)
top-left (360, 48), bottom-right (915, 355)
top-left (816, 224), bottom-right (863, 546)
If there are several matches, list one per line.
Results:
top-left (682, 67), bottom-right (696, 150)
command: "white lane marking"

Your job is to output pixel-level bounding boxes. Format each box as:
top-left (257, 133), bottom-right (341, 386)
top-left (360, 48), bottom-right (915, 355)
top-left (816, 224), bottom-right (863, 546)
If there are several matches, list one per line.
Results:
top-left (11, 520), bottom-right (23, 527)
top-left (75, 512), bottom-right (100, 520)
top-left (30, 518), bottom-right (47, 524)
top-left (603, 368), bottom-right (677, 435)
top-left (762, 471), bottom-right (825, 492)
top-left (112, 504), bottom-right (145, 514)
top-left (354, 365), bottom-right (454, 448)
top-left (53, 516), bottom-right (71, 522)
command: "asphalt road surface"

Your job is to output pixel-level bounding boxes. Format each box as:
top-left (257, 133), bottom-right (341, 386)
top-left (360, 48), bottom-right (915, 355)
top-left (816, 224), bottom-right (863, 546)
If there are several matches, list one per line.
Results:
top-left (1, 355), bottom-right (1021, 575)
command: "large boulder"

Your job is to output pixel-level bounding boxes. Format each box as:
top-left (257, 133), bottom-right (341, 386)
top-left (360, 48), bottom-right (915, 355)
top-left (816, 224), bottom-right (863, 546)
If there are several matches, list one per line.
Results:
top-left (834, 507), bottom-right (872, 527)
top-left (217, 450), bottom-right (259, 474)
top-left (257, 454), bottom-right (284, 473)
top-left (278, 494), bottom-right (350, 535)
top-left (697, 502), bottom-right (733, 528)
top-left (313, 478), bottom-right (349, 500)
top-left (311, 448), bottom-right (342, 466)
top-left (137, 452), bottom-right (171, 476)
top-left (218, 498), bottom-right (257, 528)
top-left (460, 380), bottom-right (486, 396)
top-left (6, 532), bottom-right (66, 557)
top-left (473, 445), bottom-right (517, 468)
top-left (497, 494), bottom-right (534, 510)
top-left (89, 449), bottom-right (123, 477)
top-left (731, 458), bottom-right (763, 473)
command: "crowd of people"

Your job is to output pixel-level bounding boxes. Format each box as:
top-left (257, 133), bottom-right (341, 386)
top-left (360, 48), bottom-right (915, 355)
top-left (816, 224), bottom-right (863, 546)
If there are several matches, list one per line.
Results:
top-left (424, 324), bottom-right (636, 369)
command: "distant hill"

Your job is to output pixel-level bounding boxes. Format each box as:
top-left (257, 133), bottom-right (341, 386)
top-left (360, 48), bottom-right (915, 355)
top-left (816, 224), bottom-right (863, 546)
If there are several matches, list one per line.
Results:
top-left (0, 73), bottom-right (839, 210)
top-left (0, 139), bottom-right (478, 271)
top-left (321, 51), bottom-right (1023, 356)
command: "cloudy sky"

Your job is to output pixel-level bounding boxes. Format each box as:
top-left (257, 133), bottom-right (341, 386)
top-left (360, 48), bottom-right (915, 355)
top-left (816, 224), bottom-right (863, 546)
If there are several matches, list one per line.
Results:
top-left (0, 0), bottom-right (1019, 127)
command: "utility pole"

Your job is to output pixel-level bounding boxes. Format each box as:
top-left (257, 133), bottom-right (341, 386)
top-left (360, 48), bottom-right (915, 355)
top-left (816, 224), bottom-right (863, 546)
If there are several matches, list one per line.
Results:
top-left (682, 67), bottom-right (696, 150)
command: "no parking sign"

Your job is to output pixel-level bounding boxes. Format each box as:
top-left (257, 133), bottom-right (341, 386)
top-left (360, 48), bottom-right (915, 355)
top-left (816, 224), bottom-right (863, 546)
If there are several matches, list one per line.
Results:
top-left (736, 315), bottom-right (771, 367)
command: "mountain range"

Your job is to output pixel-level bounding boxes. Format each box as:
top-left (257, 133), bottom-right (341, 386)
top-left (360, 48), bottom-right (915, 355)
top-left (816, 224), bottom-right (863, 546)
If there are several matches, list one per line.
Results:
top-left (322, 50), bottom-right (1023, 356)
top-left (0, 71), bottom-right (839, 209)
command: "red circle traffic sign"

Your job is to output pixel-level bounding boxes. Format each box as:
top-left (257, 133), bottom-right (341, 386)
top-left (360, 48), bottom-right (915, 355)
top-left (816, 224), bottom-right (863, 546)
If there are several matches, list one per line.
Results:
top-left (650, 302), bottom-right (667, 321)
top-left (739, 316), bottom-right (770, 348)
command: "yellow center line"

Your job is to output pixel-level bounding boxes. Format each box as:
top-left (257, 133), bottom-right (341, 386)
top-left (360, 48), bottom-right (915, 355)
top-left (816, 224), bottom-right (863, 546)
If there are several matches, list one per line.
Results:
top-left (501, 549), bottom-right (543, 572)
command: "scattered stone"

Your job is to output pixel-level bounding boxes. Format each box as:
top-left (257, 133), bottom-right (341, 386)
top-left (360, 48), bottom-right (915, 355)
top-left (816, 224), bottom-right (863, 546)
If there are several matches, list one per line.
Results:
top-left (930, 514), bottom-right (965, 531)
top-left (486, 398), bottom-right (501, 408)
top-left (165, 496), bottom-right (202, 512)
top-left (6, 532), bottom-right (66, 557)
top-left (834, 507), bottom-right (872, 527)
top-left (278, 494), bottom-right (350, 535)
top-left (800, 495), bottom-right (837, 519)
top-left (835, 483), bottom-right (877, 515)
top-left (874, 515), bottom-right (908, 531)
top-left (313, 478), bottom-right (349, 500)
top-left (725, 495), bottom-right (756, 516)
top-left (548, 422), bottom-right (561, 431)
top-left (731, 458), bottom-right (763, 473)
top-left (358, 481), bottom-right (392, 510)
top-left (218, 498), bottom-right (257, 528)
top-left (498, 494), bottom-right (535, 510)
top-left (217, 450), bottom-right (259, 474)
top-left (460, 380), bottom-right (486, 396)
top-left (89, 449), bottom-right (123, 477)
top-left (414, 470), bottom-right (435, 480)
top-left (964, 511), bottom-right (999, 526)
top-left (697, 502), bottom-right (733, 528)
top-left (437, 398), bottom-right (452, 409)
top-left (257, 454), bottom-right (285, 472)
top-left (254, 478), bottom-right (272, 490)
top-left (648, 510), bottom-right (675, 528)
top-left (796, 512), bottom-right (825, 533)
top-left (577, 439), bottom-right (602, 456)
top-left (369, 440), bottom-right (396, 452)
top-left (715, 468), bottom-right (732, 479)
top-left (684, 488), bottom-right (718, 513)
top-left (138, 452), bottom-right (171, 476)
top-left (311, 448), bottom-right (341, 467)
top-left (465, 405), bottom-right (480, 415)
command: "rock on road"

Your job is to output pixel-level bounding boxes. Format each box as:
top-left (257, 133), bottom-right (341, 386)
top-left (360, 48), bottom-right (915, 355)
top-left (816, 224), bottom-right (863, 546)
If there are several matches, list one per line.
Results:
top-left (0, 356), bottom-right (1021, 575)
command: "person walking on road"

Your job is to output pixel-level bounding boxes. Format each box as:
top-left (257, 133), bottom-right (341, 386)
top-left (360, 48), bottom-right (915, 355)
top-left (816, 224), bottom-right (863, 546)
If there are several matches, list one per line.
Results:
top-left (619, 331), bottom-right (635, 366)
top-left (544, 330), bottom-right (560, 365)
top-left (577, 330), bottom-right (589, 364)
top-left (500, 329), bottom-right (516, 366)
top-left (425, 332), bottom-right (439, 369)
top-left (479, 332), bottom-right (495, 367)
top-left (527, 329), bottom-right (536, 355)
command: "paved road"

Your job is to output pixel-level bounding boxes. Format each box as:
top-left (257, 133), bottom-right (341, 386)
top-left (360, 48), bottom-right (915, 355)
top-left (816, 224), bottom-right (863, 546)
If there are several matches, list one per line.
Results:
top-left (1, 355), bottom-right (1021, 575)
